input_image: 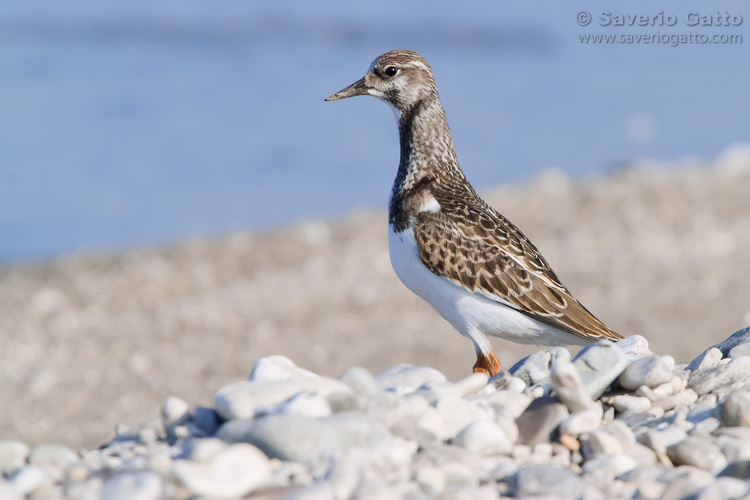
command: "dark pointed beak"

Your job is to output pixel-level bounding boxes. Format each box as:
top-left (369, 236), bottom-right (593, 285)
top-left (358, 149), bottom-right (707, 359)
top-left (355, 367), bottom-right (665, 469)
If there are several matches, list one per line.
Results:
top-left (325, 77), bottom-right (370, 101)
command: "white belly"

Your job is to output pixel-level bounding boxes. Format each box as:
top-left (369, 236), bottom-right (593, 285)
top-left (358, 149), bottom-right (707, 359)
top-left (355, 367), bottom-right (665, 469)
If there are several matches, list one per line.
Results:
top-left (388, 224), bottom-right (584, 348)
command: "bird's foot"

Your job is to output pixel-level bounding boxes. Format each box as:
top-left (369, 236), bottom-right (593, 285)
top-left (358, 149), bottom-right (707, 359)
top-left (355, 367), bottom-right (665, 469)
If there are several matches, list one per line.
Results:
top-left (473, 351), bottom-right (501, 377)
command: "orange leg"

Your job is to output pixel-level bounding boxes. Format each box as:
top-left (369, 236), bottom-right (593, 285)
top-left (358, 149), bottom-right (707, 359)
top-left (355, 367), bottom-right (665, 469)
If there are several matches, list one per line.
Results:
top-left (473, 351), bottom-right (501, 376)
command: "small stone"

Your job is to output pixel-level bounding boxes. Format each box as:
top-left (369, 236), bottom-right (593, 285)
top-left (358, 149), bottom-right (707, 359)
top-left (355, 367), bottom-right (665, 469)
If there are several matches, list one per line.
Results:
top-left (178, 438), bottom-right (228, 461)
top-left (572, 340), bottom-right (629, 399)
top-left (712, 326), bottom-right (750, 358)
top-left (717, 435), bottom-right (750, 463)
top-left (508, 463), bottom-right (583, 499)
top-left (558, 406), bottom-right (603, 436)
top-left (412, 407), bottom-right (449, 445)
top-left (276, 391), bottom-right (332, 418)
top-left (339, 366), bottom-right (380, 397)
top-left (161, 396), bottom-right (190, 439)
top-left (9, 465), bottom-right (47, 495)
top-left (516, 395), bottom-right (569, 446)
top-left (550, 360), bottom-right (596, 413)
top-left (484, 390), bottom-right (531, 419)
top-left (653, 388), bottom-right (698, 412)
top-left (510, 347), bottom-right (570, 386)
top-left (249, 355), bottom-right (319, 381)
top-left (0, 441), bottom-right (29, 473)
top-left (616, 335), bottom-right (652, 357)
top-left (580, 430), bottom-right (623, 459)
top-left (173, 443), bottom-right (270, 498)
top-left (213, 378), bottom-right (352, 420)
top-left (612, 394), bottom-right (652, 413)
top-left (100, 471), bottom-right (163, 500)
top-left (453, 419), bottom-right (512, 456)
top-left (28, 444), bottom-right (78, 468)
top-left (718, 389), bottom-right (750, 427)
top-left (375, 364), bottom-right (446, 393)
top-left (688, 356), bottom-right (750, 395)
top-left (507, 376), bottom-right (527, 393)
top-left (686, 347), bottom-right (723, 372)
top-left (488, 371), bottom-right (512, 390)
top-left (640, 427), bottom-right (687, 454)
top-left (619, 355), bottom-right (675, 390)
top-left (715, 426), bottom-right (750, 441)
top-left (582, 454), bottom-right (639, 481)
top-left (667, 435), bottom-right (727, 472)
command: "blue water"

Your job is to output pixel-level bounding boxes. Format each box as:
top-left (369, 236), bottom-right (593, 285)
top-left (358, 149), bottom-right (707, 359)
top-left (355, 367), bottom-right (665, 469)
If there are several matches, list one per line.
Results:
top-left (1, 1), bottom-right (748, 262)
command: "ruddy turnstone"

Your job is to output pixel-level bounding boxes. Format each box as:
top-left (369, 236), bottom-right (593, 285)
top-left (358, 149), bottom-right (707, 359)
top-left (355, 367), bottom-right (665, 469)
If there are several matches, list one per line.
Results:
top-left (326, 50), bottom-right (622, 376)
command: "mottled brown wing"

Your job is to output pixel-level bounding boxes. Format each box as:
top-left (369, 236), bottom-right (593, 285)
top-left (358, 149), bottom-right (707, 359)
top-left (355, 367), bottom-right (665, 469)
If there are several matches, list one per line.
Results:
top-left (413, 202), bottom-right (621, 342)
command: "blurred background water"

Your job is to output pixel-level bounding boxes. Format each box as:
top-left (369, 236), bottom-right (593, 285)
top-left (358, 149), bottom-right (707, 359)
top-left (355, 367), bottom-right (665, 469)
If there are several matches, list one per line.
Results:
top-left (1, 0), bottom-right (748, 262)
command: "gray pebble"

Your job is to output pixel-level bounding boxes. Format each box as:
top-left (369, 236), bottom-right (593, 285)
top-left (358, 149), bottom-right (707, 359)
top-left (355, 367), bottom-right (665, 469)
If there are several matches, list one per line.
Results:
top-left (216, 413), bottom-right (390, 462)
top-left (374, 363), bottom-right (446, 393)
top-left (510, 347), bottom-right (570, 386)
top-left (640, 427), bottom-right (688, 454)
top-left (192, 406), bottom-right (220, 436)
top-left (718, 389), bottom-right (750, 427)
top-left (616, 335), bottom-right (652, 358)
top-left (173, 443), bottom-right (270, 498)
top-left (339, 366), bottom-right (380, 397)
top-left (551, 360), bottom-right (596, 413)
top-left (508, 463), bottom-right (583, 499)
top-left (515, 395), bottom-right (569, 446)
top-left (718, 435), bottom-right (750, 463)
top-left (249, 355), bottom-right (319, 381)
top-left (688, 356), bottom-right (750, 395)
top-left (100, 470), bottom-right (163, 500)
top-left (612, 394), bottom-right (652, 414)
top-left (572, 340), bottom-right (630, 399)
top-left (695, 476), bottom-right (749, 500)
top-left (160, 396), bottom-right (190, 427)
top-left (686, 347), bottom-right (723, 372)
top-left (580, 430), bottom-right (623, 459)
top-left (619, 355), bottom-right (675, 390)
top-left (453, 419), bottom-right (513, 456)
top-left (559, 406), bottom-right (603, 436)
top-left (667, 435), bottom-right (727, 472)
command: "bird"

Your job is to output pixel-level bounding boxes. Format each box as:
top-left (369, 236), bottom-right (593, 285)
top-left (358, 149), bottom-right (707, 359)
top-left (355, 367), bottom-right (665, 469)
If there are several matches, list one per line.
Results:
top-left (325, 50), bottom-right (622, 376)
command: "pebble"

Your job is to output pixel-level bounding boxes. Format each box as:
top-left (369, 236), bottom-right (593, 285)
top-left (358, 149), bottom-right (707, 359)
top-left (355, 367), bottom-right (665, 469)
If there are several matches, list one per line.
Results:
top-left (572, 340), bottom-right (629, 399)
top-left (173, 443), bottom-right (270, 498)
top-left (339, 366), bottom-right (381, 397)
top-left (509, 347), bottom-right (570, 386)
top-left (619, 355), bottom-right (675, 390)
top-left (667, 435), bottom-right (728, 472)
top-left (550, 360), bottom-right (596, 413)
top-left (687, 347), bottom-right (724, 372)
top-left (28, 444), bottom-right (78, 468)
top-left (508, 463), bottom-right (583, 499)
top-left (515, 395), bottom-right (569, 446)
top-left (718, 389), bottom-right (750, 427)
top-left (612, 394), bottom-right (652, 414)
top-left (100, 471), bottom-right (163, 500)
top-left (616, 335), bottom-right (652, 357)
top-left (249, 355), bottom-right (319, 381)
top-left (453, 419), bottom-right (512, 456)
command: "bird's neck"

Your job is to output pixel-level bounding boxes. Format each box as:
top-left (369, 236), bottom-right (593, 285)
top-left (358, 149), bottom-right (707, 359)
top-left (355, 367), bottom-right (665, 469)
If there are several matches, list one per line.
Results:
top-left (390, 97), bottom-right (471, 202)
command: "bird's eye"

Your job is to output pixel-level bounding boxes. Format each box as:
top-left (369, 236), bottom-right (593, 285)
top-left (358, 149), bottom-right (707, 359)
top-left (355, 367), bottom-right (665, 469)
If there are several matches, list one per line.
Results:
top-left (384, 66), bottom-right (399, 77)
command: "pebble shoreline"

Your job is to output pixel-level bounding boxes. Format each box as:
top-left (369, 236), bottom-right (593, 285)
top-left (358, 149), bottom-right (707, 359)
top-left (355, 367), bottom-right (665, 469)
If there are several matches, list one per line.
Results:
top-left (3, 327), bottom-right (750, 499)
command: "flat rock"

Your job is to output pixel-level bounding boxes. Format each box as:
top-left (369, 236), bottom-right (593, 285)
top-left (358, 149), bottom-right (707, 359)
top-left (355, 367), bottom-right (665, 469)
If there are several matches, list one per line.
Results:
top-left (666, 435), bottom-right (727, 472)
top-left (516, 395), bottom-right (569, 446)
top-left (173, 443), bottom-right (270, 498)
top-left (249, 356), bottom-right (319, 382)
top-left (688, 356), bottom-right (750, 395)
top-left (374, 364), bottom-right (446, 393)
top-left (508, 463), bottom-right (583, 499)
top-left (509, 347), bottom-right (570, 386)
top-left (572, 340), bottom-right (629, 399)
top-left (619, 355), bottom-right (675, 390)
top-left (213, 377), bottom-right (352, 420)
top-left (215, 413), bottom-right (390, 462)
top-left (713, 326), bottom-right (750, 358)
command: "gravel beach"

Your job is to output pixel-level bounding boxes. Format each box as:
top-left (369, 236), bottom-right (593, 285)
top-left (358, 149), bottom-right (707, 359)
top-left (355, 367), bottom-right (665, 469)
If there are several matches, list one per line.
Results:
top-left (1, 146), bottom-right (750, 498)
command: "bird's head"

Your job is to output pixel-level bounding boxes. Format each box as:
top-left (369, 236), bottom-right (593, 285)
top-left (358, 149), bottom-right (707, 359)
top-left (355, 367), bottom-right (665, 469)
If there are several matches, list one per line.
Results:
top-left (325, 50), bottom-right (437, 119)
